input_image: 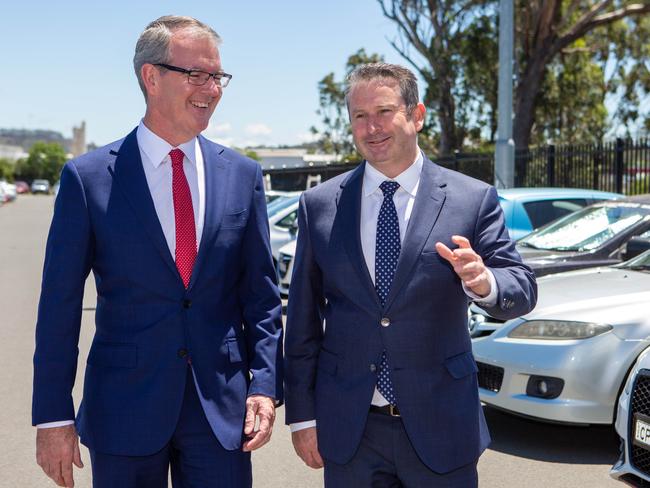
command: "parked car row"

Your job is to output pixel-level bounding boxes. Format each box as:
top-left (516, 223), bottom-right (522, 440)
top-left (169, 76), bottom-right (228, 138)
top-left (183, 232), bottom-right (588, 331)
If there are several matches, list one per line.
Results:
top-left (0, 179), bottom-right (57, 205)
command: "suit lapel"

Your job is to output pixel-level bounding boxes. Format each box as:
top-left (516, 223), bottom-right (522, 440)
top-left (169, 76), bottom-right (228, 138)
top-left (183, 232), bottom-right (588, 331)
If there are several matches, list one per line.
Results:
top-left (187, 136), bottom-right (230, 290)
top-left (107, 128), bottom-right (178, 280)
top-left (338, 163), bottom-right (382, 308)
top-left (384, 158), bottom-right (447, 310)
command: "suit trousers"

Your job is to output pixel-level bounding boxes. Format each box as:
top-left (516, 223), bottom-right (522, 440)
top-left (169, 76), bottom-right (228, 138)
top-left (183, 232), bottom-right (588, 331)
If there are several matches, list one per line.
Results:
top-left (89, 366), bottom-right (252, 488)
top-left (324, 410), bottom-right (478, 488)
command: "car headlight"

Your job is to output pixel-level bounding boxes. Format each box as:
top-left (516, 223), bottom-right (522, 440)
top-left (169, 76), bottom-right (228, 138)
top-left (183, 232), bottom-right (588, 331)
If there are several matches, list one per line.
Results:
top-left (507, 320), bottom-right (612, 340)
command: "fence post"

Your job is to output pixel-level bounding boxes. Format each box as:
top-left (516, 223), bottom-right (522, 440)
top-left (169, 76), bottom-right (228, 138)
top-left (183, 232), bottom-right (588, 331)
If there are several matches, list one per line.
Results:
top-left (547, 144), bottom-right (556, 187)
top-left (615, 138), bottom-right (625, 194)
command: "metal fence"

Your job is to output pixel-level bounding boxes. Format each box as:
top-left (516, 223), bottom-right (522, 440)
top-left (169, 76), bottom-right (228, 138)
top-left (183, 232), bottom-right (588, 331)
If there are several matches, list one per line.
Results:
top-left (264, 138), bottom-right (650, 195)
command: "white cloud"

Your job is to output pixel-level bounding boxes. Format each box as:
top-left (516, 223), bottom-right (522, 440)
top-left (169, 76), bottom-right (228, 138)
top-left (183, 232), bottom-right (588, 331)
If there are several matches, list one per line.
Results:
top-left (245, 123), bottom-right (273, 136)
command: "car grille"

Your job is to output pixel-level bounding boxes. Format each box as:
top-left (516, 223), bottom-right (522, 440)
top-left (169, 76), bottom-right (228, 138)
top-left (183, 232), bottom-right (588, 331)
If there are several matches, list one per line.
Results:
top-left (630, 370), bottom-right (650, 478)
top-left (477, 362), bottom-right (504, 392)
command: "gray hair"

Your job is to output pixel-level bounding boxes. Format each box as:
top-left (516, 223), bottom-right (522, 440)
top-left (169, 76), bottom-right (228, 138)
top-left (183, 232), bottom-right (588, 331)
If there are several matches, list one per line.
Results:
top-left (133, 15), bottom-right (222, 99)
top-left (345, 63), bottom-right (419, 116)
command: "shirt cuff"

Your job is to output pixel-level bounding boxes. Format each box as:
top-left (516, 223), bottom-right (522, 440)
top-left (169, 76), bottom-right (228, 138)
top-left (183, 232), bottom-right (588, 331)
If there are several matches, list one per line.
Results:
top-left (290, 420), bottom-right (317, 433)
top-left (463, 268), bottom-right (498, 306)
top-left (36, 420), bottom-right (75, 429)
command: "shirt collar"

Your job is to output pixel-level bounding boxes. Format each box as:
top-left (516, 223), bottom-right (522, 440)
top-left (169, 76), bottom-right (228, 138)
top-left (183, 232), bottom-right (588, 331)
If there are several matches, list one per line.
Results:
top-left (136, 120), bottom-right (197, 168)
top-left (362, 149), bottom-right (424, 197)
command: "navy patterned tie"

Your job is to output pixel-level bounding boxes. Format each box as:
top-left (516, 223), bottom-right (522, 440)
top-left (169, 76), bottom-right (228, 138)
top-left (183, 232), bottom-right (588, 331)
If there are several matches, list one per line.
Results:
top-left (375, 180), bottom-right (400, 406)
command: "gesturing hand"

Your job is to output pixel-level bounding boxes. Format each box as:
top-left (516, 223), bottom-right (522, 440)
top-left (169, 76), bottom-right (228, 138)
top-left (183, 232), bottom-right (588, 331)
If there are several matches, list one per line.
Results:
top-left (291, 427), bottom-right (324, 469)
top-left (242, 395), bottom-right (276, 452)
top-left (435, 235), bottom-right (491, 297)
top-left (36, 424), bottom-right (84, 487)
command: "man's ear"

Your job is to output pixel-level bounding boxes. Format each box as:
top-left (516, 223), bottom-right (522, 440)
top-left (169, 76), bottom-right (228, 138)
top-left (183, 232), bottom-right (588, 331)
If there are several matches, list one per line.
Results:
top-left (414, 103), bottom-right (426, 132)
top-left (141, 64), bottom-right (159, 98)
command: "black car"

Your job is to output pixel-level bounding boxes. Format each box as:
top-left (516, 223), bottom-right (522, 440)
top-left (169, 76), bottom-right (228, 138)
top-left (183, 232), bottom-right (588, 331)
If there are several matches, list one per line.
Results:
top-left (516, 194), bottom-right (650, 277)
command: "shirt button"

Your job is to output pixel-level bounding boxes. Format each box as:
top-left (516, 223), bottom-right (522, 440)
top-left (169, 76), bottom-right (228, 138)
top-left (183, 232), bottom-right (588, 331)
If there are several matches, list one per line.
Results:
top-left (178, 348), bottom-right (188, 359)
top-left (370, 364), bottom-right (377, 373)
top-left (380, 317), bottom-right (391, 327)
top-left (183, 299), bottom-right (192, 309)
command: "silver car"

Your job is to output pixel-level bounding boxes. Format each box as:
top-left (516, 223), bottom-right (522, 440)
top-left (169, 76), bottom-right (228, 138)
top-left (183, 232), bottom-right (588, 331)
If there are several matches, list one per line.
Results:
top-left (611, 345), bottom-right (650, 485)
top-left (473, 249), bottom-right (650, 425)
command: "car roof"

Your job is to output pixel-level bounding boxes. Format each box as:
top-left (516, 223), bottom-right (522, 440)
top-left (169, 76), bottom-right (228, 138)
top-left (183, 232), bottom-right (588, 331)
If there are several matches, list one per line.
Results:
top-left (497, 187), bottom-right (622, 201)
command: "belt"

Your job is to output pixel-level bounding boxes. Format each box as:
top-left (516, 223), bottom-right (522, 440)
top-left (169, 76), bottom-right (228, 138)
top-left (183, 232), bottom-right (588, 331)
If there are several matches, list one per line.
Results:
top-left (370, 404), bottom-right (401, 417)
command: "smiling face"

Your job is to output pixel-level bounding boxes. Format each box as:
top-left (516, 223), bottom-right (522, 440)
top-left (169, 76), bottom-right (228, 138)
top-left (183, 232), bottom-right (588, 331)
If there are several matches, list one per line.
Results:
top-left (348, 78), bottom-right (425, 178)
top-left (142, 28), bottom-right (222, 146)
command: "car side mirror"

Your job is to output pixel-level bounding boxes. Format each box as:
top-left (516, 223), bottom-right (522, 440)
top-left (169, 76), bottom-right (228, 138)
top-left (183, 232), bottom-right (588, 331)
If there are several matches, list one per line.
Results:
top-left (623, 236), bottom-right (650, 261)
top-left (289, 220), bottom-right (299, 235)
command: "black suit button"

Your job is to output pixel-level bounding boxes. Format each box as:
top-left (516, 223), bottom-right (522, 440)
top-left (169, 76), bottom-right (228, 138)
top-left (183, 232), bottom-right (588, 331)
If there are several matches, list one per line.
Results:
top-left (183, 299), bottom-right (192, 309)
top-left (178, 348), bottom-right (188, 358)
top-left (370, 364), bottom-right (377, 373)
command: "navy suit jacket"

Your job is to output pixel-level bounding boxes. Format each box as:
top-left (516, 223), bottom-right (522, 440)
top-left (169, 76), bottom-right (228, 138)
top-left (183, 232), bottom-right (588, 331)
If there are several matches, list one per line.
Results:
top-left (284, 159), bottom-right (536, 473)
top-left (32, 128), bottom-right (283, 456)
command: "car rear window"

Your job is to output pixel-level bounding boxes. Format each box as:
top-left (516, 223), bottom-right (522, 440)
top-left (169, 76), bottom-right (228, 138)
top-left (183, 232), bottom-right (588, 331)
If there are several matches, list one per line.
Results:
top-left (523, 199), bottom-right (588, 229)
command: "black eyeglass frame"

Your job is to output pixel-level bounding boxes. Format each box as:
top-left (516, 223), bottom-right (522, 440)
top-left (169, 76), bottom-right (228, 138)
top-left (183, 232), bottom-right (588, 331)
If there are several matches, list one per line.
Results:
top-left (154, 63), bottom-right (232, 87)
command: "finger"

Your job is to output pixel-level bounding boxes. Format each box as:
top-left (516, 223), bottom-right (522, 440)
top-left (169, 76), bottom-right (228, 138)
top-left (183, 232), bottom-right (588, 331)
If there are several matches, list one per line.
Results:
top-left (49, 462), bottom-right (66, 487)
top-left (61, 460), bottom-right (74, 488)
top-left (451, 235), bottom-right (471, 248)
top-left (434, 242), bottom-right (455, 262)
top-left (450, 248), bottom-right (481, 262)
top-left (311, 450), bottom-right (324, 469)
top-left (242, 429), bottom-right (267, 452)
top-left (73, 442), bottom-right (84, 469)
top-left (244, 402), bottom-right (257, 435)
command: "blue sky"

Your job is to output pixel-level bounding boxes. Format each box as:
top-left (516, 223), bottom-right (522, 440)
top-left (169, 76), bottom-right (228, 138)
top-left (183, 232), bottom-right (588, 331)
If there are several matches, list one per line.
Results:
top-left (0, 0), bottom-right (414, 148)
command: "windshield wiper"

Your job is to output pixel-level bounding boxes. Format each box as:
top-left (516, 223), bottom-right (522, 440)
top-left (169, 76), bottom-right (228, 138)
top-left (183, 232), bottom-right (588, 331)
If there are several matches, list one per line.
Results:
top-left (625, 265), bottom-right (650, 271)
top-left (517, 241), bottom-right (540, 249)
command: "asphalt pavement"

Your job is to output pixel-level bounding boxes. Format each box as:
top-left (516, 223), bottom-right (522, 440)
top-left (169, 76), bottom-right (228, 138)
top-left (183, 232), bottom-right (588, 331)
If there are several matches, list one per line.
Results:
top-left (0, 195), bottom-right (621, 487)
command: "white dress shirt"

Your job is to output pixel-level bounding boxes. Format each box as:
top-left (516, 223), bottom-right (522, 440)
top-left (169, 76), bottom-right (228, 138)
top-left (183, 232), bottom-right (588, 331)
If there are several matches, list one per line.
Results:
top-left (290, 150), bottom-right (498, 432)
top-left (37, 121), bottom-right (206, 429)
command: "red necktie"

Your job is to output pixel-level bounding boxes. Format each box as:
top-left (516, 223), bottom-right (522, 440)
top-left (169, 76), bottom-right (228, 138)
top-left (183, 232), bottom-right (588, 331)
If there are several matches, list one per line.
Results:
top-left (170, 148), bottom-right (197, 288)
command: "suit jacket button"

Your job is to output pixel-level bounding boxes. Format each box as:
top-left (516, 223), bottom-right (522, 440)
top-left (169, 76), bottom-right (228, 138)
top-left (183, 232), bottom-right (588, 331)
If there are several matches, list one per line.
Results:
top-left (370, 364), bottom-right (377, 372)
top-left (178, 348), bottom-right (188, 358)
top-left (380, 317), bottom-right (391, 327)
top-left (183, 299), bottom-right (192, 309)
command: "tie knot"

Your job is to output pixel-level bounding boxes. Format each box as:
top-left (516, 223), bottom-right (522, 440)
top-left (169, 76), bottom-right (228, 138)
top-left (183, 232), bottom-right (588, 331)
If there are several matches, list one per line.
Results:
top-left (380, 180), bottom-right (400, 197)
top-left (169, 148), bottom-right (185, 167)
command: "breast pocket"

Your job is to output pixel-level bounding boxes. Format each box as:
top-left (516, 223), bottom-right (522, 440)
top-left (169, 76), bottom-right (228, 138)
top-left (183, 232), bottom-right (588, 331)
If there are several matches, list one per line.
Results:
top-left (221, 209), bottom-right (249, 229)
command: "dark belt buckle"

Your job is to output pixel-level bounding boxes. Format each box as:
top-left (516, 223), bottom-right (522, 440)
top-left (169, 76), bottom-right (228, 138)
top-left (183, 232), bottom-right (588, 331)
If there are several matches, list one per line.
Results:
top-left (389, 404), bottom-right (400, 417)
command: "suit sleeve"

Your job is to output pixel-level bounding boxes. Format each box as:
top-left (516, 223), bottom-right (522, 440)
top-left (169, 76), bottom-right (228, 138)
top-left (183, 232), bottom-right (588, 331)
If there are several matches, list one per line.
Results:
top-left (472, 185), bottom-right (537, 320)
top-left (284, 193), bottom-right (326, 424)
top-left (237, 165), bottom-right (284, 403)
top-left (32, 162), bottom-right (93, 425)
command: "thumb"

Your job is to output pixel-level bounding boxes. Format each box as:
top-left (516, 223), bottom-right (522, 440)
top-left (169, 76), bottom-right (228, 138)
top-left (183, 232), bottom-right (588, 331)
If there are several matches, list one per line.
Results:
top-left (73, 441), bottom-right (83, 468)
top-left (244, 402), bottom-right (257, 435)
top-left (435, 241), bottom-right (455, 262)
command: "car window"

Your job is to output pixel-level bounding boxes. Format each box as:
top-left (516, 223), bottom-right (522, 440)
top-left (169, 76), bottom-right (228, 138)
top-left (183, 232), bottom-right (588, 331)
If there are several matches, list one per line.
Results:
top-left (519, 204), bottom-right (650, 251)
top-left (267, 195), bottom-right (300, 217)
top-left (522, 199), bottom-right (588, 229)
top-left (275, 210), bottom-right (298, 230)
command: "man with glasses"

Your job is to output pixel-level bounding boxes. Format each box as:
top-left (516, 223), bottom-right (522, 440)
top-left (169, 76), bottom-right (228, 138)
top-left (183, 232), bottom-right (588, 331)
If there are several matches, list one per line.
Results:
top-left (32, 15), bottom-right (282, 488)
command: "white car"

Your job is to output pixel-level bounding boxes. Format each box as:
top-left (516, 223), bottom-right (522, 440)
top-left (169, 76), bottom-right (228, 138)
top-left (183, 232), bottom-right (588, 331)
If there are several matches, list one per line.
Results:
top-left (267, 195), bottom-right (300, 267)
top-left (276, 239), bottom-right (296, 298)
top-left (473, 250), bottom-right (650, 426)
top-left (0, 180), bottom-right (17, 202)
top-left (611, 345), bottom-right (650, 485)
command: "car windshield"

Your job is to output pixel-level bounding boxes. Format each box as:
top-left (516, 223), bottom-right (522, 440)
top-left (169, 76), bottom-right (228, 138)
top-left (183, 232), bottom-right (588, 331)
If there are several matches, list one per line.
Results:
top-left (267, 195), bottom-right (300, 217)
top-left (618, 245), bottom-right (650, 271)
top-left (518, 203), bottom-right (650, 252)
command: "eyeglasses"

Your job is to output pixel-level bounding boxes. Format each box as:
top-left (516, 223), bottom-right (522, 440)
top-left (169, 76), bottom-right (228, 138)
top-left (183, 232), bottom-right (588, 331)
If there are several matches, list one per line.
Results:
top-left (154, 63), bottom-right (232, 88)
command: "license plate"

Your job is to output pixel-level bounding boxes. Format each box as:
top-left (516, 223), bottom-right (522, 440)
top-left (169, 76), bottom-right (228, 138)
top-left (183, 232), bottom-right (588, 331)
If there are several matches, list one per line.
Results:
top-left (635, 417), bottom-right (650, 447)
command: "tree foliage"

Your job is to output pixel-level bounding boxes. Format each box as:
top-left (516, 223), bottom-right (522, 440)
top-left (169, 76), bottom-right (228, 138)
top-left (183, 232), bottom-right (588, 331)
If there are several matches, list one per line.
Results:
top-left (376, 0), bottom-right (650, 156)
top-left (311, 49), bottom-right (384, 161)
top-left (14, 142), bottom-right (67, 184)
top-left (0, 158), bottom-right (14, 181)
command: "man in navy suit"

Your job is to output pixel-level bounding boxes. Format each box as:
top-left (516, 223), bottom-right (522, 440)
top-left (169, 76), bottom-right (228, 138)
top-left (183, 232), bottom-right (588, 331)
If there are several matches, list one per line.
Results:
top-left (32, 15), bottom-right (282, 488)
top-left (285, 63), bottom-right (536, 486)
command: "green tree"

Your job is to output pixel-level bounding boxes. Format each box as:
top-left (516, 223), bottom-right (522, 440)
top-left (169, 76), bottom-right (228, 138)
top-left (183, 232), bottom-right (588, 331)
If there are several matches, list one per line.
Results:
top-left (311, 49), bottom-right (384, 161)
top-left (377, 0), bottom-right (650, 156)
top-left (0, 158), bottom-right (14, 181)
top-left (14, 142), bottom-right (67, 184)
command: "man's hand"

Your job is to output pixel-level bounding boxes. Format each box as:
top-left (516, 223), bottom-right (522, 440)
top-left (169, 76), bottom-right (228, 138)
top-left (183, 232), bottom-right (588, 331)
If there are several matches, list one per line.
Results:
top-left (291, 427), bottom-right (324, 469)
top-left (242, 395), bottom-right (276, 452)
top-left (36, 425), bottom-right (83, 487)
top-left (435, 235), bottom-right (491, 297)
